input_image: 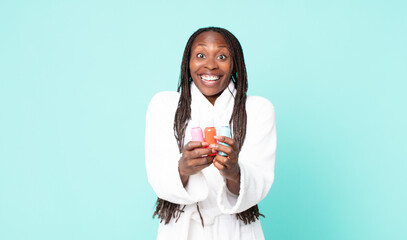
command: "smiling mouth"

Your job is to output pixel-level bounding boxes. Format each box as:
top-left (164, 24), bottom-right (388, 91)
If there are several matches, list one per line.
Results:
top-left (199, 74), bottom-right (222, 81)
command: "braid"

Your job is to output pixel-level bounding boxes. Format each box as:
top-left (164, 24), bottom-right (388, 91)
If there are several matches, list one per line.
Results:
top-left (153, 198), bottom-right (185, 224)
top-left (236, 205), bottom-right (265, 224)
top-left (153, 27), bottom-right (263, 225)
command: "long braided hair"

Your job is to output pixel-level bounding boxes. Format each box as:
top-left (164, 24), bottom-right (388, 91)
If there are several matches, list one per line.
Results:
top-left (153, 27), bottom-right (264, 225)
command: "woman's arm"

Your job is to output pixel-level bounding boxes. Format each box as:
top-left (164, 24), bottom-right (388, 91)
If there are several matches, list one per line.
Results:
top-left (216, 96), bottom-right (277, 214)
top-left (211, 136), bottom-right (241, 195)
top-left (145, 92), bottom-right (210, 205)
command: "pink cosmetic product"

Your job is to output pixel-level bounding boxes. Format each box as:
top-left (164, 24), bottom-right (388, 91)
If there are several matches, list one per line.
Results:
top-left (191, 126), bottom-right (204, 141)
top-left (190, 120), bottom-right (204, 142)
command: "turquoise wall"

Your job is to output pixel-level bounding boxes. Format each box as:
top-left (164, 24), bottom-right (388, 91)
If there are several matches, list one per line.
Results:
top-left (1, 0), bottom-right (406, 239)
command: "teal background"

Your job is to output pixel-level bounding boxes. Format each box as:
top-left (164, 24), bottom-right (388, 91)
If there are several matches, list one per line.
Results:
top-left (1, 0), bottom-right (406, 239)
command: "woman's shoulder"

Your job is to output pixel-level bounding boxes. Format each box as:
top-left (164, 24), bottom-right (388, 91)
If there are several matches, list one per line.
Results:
top-left (148, 91), bottom-right (180, 106)
top-left (150, 91), bottom-right (180, 103)
top-left (147, 91), bottom-right (180, 113)
top-left (246, 95), bottom-right (275, 114)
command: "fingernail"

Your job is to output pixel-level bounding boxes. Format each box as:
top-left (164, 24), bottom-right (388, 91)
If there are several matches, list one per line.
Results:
top-left (209, 144), bottom-right (216, 148)
top-left (202, 142), bottom-right (209, 147)
top-left (214, 136), bottom-right (220, 139)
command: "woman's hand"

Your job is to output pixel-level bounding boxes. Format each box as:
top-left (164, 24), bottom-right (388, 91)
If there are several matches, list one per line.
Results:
top-left (178, 141), bottom-right (215, 187)
top-left (211, 136), bottom-right (241, 195)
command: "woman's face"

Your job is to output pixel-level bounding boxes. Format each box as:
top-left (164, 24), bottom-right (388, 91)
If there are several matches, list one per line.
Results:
top-left (189, 31), bottom-right (232, 105)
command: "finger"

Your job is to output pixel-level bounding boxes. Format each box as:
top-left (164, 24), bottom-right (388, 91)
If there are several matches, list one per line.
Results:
top-left (214, 136), bottom-right (236, 150)
top-left (209, 144), bottom-right (233, 156)
top-left (193, 158), bottom-right (213, 172)
top-left (194, 162), bottom-right (213, 173)
top-left (213, 160), bottom-right (226, 171)
top-left (191, 147), bottom-right (216, 158)
top-left (190, 156), bottom-right (214, 167)
top-left (196, 160), bottom-right (213, 168)
top-left (180, 157), bottom-right (212, 176)
top-left (184, 141), bottom-right (209, 151)
top-left (214, 155), bottom-right (234, 169)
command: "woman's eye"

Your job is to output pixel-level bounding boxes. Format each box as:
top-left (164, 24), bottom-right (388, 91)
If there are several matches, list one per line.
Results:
top-left (218, 55), bottom-right (227, 60)
top-left (197, 53), bottom-right (204, 58)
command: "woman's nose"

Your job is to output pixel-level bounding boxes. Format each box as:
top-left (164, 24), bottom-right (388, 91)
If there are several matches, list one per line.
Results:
top-left (205, 57), bottom-right (218, 70)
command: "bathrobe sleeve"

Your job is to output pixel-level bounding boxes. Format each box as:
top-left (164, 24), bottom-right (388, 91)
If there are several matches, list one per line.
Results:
top-left (145, 92), bottom-right (209, 205)
top-left (217, 96), bottom-right (277, 213)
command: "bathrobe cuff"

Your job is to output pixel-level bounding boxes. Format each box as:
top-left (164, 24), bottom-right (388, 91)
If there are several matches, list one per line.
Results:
top-left (149, 152), bottom-right (209, 205)
top-left (216, 170), bottom-right (241, 214)
top-left (216, 162), bottom-right (248, 214)
top-left (184, 172), bottom-right (209, 202)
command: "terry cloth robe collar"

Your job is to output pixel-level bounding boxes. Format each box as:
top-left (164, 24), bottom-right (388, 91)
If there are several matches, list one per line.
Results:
top-left (188, 80), bottom-right (237, 228)
top-left (190, 80), bottom-right (237, 126)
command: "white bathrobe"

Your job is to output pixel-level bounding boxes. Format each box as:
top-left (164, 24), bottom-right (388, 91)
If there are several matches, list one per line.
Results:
top-left (145, 81), bottom-right (276, 240)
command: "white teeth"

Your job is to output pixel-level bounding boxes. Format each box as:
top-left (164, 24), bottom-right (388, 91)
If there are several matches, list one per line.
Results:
top-left (201, 75), bottom-right (220, 81)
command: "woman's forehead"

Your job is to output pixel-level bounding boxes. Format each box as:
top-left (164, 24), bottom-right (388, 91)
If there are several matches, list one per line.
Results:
top-left (192, 31), bottom-right (228, 48)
